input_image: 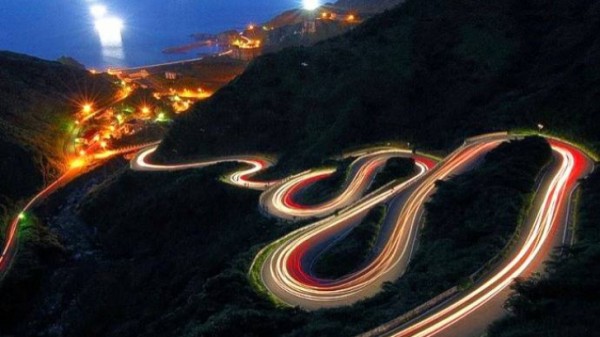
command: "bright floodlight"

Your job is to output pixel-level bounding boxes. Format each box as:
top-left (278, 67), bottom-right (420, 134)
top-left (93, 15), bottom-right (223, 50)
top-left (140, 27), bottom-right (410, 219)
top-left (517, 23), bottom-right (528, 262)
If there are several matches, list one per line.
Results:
top-left (95, 16), bottom-right (124, 47)
top-left (303, 0), bottom-right (320, 10)
top-left (90, 4), bottom-right (107, 18)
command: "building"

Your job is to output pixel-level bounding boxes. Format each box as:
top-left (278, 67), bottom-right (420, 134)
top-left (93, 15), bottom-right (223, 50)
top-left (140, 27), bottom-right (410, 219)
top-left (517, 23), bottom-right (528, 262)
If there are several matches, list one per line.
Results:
top-left (165, 71), bottom-right (177, 80)
top-left (302, 20), bottom-right (317, 34)
top-left (129, 69), bottom-right (150, 79)
top-left (232, 45), bottom-right (263, 61)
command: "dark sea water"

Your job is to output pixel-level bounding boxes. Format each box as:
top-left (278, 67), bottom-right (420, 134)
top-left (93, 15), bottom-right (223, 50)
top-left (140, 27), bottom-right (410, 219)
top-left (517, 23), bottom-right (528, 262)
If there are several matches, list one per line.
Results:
top-left (0, 0), bottom-right (299, 68)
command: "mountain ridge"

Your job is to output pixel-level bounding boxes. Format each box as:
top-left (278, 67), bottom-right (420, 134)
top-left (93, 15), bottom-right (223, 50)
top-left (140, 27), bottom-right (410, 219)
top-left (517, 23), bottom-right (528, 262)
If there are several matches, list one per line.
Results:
top-left (155, 0), bottom-right (600, 172)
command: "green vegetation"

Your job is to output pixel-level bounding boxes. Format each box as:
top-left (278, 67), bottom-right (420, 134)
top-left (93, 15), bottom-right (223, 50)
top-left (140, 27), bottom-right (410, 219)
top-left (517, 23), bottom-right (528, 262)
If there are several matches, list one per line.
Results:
top-left (1, 136), bottom-right (550, 336)
top-left (367, 157), bottom-right (415, 192)
top-left (275, 136), bottom-right (551, 336)
top-left (0, 51), bottom-right (118, 172)
top-left (0, 214), bottom-right (65, 330)
top-left (157, 0), bottom-right (600, 172)
top-left (3, 0), bottom-right (600, 335)
top-left (294, 158), bottom-right (353, 205)
top-left (313, 204), bottom-right (387, 279)
top-left (0, 51), bottom-right (115, 296)
top-left (0, 164), bottom-right (312, 337)
top-left (488, 169), bottom-right (600, 337)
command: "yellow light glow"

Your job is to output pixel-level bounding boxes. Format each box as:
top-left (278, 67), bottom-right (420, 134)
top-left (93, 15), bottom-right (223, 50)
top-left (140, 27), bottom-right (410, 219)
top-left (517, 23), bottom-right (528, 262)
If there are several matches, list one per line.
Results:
top-left (70, 158), bottom-right (87, 169)
top-left (82, 104), bottom-right (92, 113)
top-left (93, 150), bottom-right (116, 160)
top-left (142, 106), bottom-right (150, 114)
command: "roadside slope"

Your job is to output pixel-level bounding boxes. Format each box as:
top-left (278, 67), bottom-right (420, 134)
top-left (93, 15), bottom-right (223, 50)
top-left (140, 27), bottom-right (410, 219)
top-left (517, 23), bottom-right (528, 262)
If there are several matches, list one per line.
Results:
top-left (156, 0), bottom-right (600, 169)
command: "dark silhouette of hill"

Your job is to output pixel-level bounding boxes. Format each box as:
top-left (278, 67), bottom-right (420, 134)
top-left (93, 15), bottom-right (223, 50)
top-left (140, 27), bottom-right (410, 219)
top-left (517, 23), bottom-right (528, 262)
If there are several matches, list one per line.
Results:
top-left (155, 0), bottom-right (600, 171)
top-left (0, 51), bottom-right (117, 195)
top-left (334, 0), bottom-right (405, 13)
top-left (2, 1), bottom-right (600, 336)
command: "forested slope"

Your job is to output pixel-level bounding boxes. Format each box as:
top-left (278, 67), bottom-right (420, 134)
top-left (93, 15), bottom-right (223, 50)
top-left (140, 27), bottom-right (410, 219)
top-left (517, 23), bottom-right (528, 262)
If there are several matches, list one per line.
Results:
top-left (156, 0), bottom-right (600, 171)
top-left (0, 51), bottom-right (117, 204)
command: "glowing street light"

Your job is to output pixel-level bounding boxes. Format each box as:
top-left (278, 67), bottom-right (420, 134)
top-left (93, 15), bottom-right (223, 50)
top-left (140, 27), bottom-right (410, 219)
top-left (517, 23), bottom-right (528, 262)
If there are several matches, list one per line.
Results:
top-left (70, 158), bottom-right (87, 169)
top-left (141, 106), bottom-right (151, 114)
top-left (82, 103), bottom-right (93, 114)
top-left (537, 123), bottom-right (544, 132)
top-left (18, 213), bottom-right (26, 221)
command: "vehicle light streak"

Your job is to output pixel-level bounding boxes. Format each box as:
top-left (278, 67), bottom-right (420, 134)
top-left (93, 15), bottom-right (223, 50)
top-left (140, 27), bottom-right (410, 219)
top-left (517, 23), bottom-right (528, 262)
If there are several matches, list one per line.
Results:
top-left (262, 149), bottom-right (419, 220)
top-left (261, 141), bottom-right (500, 308)
top-left (1, 133), bottom-right (591, 337)
top-left (132, 146), bottom-right (279, 190)
top-left (0, 143), bottom-right (157, 278)
top-left (0, 172), bottom-right (74, 272)
top-left (387, 139), bottom-right (591, 337)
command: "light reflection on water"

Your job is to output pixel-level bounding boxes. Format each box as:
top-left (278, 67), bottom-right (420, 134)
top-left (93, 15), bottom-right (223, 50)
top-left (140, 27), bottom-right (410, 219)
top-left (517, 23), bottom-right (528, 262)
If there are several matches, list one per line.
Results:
top-left (87, 1), bottom-right (125, 65)
top-left (0, 0), bottom-right (296, 68)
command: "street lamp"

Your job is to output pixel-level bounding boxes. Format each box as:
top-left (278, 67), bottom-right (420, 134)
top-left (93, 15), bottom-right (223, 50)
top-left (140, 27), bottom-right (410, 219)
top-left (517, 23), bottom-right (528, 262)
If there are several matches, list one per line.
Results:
top-left (537, 123), bottom-right (544, 132)
top-left (82, 103), bottom-right (93, 114)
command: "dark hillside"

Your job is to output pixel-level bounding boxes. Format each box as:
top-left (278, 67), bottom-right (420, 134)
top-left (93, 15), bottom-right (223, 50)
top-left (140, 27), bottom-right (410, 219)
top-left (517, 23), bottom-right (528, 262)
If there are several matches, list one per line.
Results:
top-left (2, 0), bottom-right (600, 336)
top-left (157, 0), bottom-right (600, 170)
top-left (0, 51), bottom-right (118, 218)
top-left (334, 0), bottom-right (405, 12)
top-left (0, 51), bottom-right (117, 174)
top-left (488, 168), bottom-right (600, 337)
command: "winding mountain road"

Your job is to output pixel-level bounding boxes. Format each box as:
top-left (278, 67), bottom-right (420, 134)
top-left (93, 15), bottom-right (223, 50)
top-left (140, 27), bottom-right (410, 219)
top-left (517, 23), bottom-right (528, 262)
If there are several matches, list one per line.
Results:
top-left (0, 132), bottom-right (593, 337)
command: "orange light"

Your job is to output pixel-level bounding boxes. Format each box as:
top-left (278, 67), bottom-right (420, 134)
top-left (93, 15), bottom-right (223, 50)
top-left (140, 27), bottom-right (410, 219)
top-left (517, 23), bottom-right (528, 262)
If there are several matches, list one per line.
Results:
top-left (93, 150), bottom-right (116, 160)
top-left (70, 158), bottom-right (86, 169)
top-left (347, 14), bottom-right (355, 21)
top-left (142, 106), bottom-right (151, 114)
top-left (100, 141), bottom-right (108, 148)
top-left (79, 150), bottom-right (86, 157)
top-left (82, 104), bottom-right (92, 114)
